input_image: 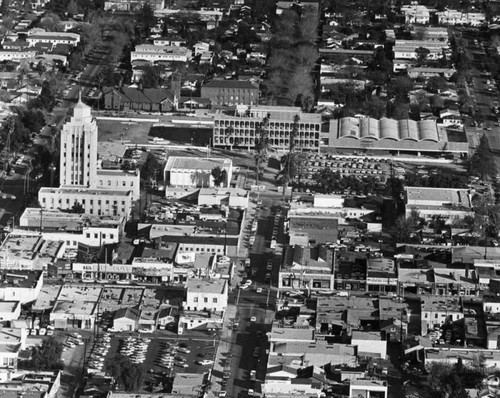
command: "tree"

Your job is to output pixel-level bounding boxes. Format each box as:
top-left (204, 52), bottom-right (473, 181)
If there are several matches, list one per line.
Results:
top-left (211, 166), bottom-right (227, 187)
top-left (140, 65), bottom-right (163, 89)
top-left (364, 97), bottom-right (386, 119)
top-left (106, 354), bottom-right (144, 392)
top-left (19, 337), bottom-right (63, 370)
top-left (39, 12), bottom-right (61, 32)
top-left (426, 76), bottom-right (448, 94)
top-left (138, 2), bottom-right (155, 40)
top-left (314, 167), bottom-right (342, 193)
top-left (254, 117), bottom-right (269, 186)
top-left (141, 152), bottom-right (159, 184)
top-left (388, 76), bottom-right (413, 102)
top-left (415, 46), bottom-right (430, 66)
top-left (71, 201), bottom-right (84, 213)
top-left (278, 115), bottom-right (299, 196)
top-left (67, 0), bottom-right (78, 15)
top-left (468, 135), bottom-right (497, 180)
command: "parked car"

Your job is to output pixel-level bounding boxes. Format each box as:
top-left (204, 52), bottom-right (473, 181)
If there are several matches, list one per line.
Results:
top-left (197, 359), bottom-right (215, 366)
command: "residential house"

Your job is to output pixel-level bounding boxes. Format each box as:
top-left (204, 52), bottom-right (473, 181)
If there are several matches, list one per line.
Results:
top-left (436, 9), bottom-right (486, 26)
top-left (401, 4), bottom-right (431, 24)
top-left (439, 109), bottom-right (463, 127)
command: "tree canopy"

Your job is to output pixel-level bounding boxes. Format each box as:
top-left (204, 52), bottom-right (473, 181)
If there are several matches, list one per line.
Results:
top-left (19, 337), bottom-right (63, 371)
top-left (211, 166), bottom-right (227, 187)
top-left (468, 135), bottom-right (497, 180)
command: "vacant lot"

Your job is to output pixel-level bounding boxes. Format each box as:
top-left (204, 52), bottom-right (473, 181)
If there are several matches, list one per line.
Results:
top-left (97, 119), bottom-right (154, 144)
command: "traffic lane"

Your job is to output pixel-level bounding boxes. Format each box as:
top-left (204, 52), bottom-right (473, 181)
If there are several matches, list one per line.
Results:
top-left (231, 303), bottom-right (269, 397)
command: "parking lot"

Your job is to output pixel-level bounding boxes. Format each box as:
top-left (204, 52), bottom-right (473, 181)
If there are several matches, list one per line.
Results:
top-left (81, 333), bottom-right (218, 393)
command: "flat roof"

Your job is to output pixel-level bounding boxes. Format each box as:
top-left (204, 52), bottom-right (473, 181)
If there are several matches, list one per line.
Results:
top-left (39, 187), bottom-right (132, 196)
top-left (0, 301), bottom-right (20, 313)
top-left (56, 285), bottom-right (102, 302)
top-left (165, 156), bottom-right (231, 172)
top-left (0, 328), bottom-right (23, 344)
top-left (0, 235), bottom-right (43, 261)
top-left (0, 271), bottom-right (42, 289)
top-left (270, 326), bottom-right (315, 343)
top-left (405, 186), bottom-right (472, 206)
top-left (421, 296), bottom-right (462, 313)
top-left (32, 285), bottom-right (60, 311)
top-left (186, 278), bottom-right (226, 294)
top-left (52, 300), bottom-right (96, 316)
top-left (351, 331), bottom-right (384, 341)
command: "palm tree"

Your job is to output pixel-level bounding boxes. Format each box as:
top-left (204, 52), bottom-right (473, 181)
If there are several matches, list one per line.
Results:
top-left (281, 115), bottom-right (299, 199)
top-left (254, 117), bottom-right (269, 186)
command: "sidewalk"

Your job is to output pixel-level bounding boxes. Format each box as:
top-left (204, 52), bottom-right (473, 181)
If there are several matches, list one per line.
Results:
top-left (207, 303), bottom-right (238, 398)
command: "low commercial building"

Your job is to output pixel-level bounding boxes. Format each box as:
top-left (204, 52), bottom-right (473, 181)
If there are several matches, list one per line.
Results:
top-left (39, 187), bottom-right (133, 220)
top-left (0, 328), bottom-right (27, 369)
top-left (184, 278), bottom-right (228, 314)
top-left (0, 370), bottom-right (61, 397)
top-left (366, 258), bottom-right (398, 293)
top-left (18, 208), bottom-right (123, 248)
top-left (404, 186), bottom-right (473, 223)
top-left (420, 296), bottom-right (463, 335)
top-left (113, 307), bottom-right (140, 331)
top-left (198, 188), bottom-right (249, 209)
top-left (0, 301), bottom-right (21, 322)
top-left (0, 271), bottom-right (43, 304)
top-left (164, 156), bottom-right (233, 188)
top-left (50, 285), bottom-right (101, 329)
top-left (0, 235), bottom-right (62, 271)
top-left (279, 245), bottom-right (335, 291)
top-left (213, 106), bottom-right (322, 152)
top-left (351, 331), bottom-right (387, 358)
top-left (349, 380), bottom-right (388, 398)
top-left (139, 216), bottom-right (242, 257)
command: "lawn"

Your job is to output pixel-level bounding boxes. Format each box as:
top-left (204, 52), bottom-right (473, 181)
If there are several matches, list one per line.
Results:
top-left (97, 119), bottom-right (154, 144)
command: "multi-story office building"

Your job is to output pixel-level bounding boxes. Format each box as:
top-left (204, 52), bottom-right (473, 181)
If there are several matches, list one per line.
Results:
top-left (38, 98), bottom-right (139, 220)
top-left (213, 106), bottom-right (322, 152)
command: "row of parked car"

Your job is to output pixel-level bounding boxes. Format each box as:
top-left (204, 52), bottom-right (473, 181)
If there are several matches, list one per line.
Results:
top-left (88, 332), bottom-right (111, 373)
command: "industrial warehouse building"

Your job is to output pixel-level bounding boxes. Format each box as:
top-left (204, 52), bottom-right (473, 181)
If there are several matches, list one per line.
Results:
top-left (324, 116), bottom-right (469, 157)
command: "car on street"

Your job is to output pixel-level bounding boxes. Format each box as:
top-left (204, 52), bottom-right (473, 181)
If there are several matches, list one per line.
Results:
top-left (253, 347), bottom-right (260, 358)
top-left (250, 316), bottom-right (257, 322)
top-left (250, 370), bottom-right (257, 380)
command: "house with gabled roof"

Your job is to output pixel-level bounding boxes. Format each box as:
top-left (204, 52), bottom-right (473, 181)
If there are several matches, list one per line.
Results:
top-left (113, 307), bottom-right (140, 331)
top-left (102, 86), bottom-right (178, 112)
top-left (201, 79), bottom-right (259, 106)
